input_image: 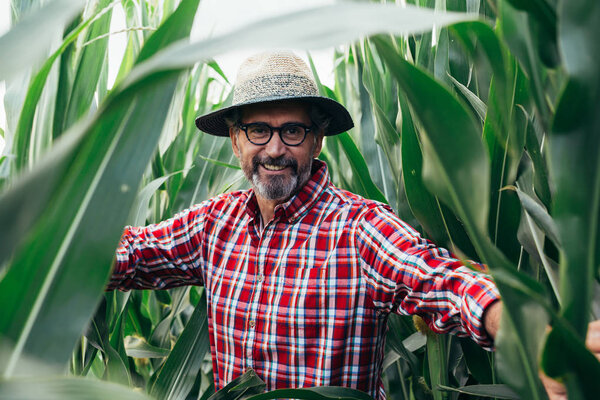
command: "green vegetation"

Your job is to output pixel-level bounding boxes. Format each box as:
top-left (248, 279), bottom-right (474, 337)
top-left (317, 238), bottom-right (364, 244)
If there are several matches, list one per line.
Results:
top-left (1, 0), bottom-right (598, 399)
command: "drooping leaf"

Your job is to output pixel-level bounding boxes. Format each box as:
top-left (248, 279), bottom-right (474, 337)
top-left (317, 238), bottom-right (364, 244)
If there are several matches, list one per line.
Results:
top-left (125, 336), bottom-right (170, 358)
top-left (438, 383), bottom-right (519, 399)
top-left (507, 185), bottom-right (560, 248)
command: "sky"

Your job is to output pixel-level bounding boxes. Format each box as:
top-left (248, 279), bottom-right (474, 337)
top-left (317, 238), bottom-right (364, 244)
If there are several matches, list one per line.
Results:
top-left (0, 0), bottom-right (338, 157)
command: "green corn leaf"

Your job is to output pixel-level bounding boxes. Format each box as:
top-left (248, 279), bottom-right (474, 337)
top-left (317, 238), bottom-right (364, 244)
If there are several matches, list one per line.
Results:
top-left (208, 371), bottom-right (375, 400)
top-left (523, 114), bottom-right (551, 209)
top-left (540, 0), bottom-right (600, 397)
top-left (507, 185), bottom-right (560, 248)
top-left (503, 0), bottom-right (558, 67)
top-left (515, 167), bottom-right (561, 301)
top-left (330, 132), bottom-right (387, 203)
top-left (0, 376), bottom-right (152, 400)
top-left (149, 291), bottom-right (209, 400)
top-left (458, 337), bottom-right (494, 384)
top-left (121, 4), bottom-right (478, 90)
top-left (308, 52), bottom-right (388, 204)
top-left (197, 155), bottom-right (241, 171)
top-left (14, 2), bottom-right (114, 171)
top-left (0, 0), bottom-right (201, 376)
top-left (53, 15), bottom-right (82, 141)
top-left (128, 170), bottom-right (187, 226)
top-left (373, 31), bottom-right (550, 400)
top-left (61, 0), bottom-right (113, 133)
top-left (0, 0), bottom-right (87, 82)
top-left (85, 299), bottom-right (131, 386)
top-left (359, 42), bottom-right (404, 211)
top-left (373, 35), bottom-right (489, 236)
top-left (398, 91), bottom-right (476, 256)
top-left (124, 336), bottom-right (170, 359)
top-left (424, 332), bottom-right (449, 400)
top-left (247, 387), bottom-right (374, 400)
top-left (542, 320), bottom-right (600, 400)
top-left (438, 383), bottom-right (519, 399)
top-left (447, 73), bottom-right (487, 123)
top-left (496, 1), bottom-right (550, 127)
top-left (208, 369), bottom-right (266, 400)
top-left (549, 0), bottom-right (600, 337)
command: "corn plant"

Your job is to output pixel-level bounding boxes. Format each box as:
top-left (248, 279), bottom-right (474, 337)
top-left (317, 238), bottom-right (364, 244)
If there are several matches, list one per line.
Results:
top-left (1, 0), bottom-right (598, 399)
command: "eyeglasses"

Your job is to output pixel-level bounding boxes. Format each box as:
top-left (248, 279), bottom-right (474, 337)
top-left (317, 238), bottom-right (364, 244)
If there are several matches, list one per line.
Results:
top-left (238, 122), bottom-right (313, 146)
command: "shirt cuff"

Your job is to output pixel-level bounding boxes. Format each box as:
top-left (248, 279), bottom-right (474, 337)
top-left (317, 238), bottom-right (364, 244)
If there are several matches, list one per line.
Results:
top-left (461, 274), bottom-right (501, 350)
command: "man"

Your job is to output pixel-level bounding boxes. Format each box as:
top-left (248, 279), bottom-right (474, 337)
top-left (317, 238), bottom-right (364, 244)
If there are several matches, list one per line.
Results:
top-left (108, 51), bottom-right (586, 399)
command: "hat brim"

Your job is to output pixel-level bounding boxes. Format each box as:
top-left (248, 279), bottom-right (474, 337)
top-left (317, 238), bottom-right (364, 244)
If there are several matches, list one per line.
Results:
top-left (195, 95), bottom-right (354, 137)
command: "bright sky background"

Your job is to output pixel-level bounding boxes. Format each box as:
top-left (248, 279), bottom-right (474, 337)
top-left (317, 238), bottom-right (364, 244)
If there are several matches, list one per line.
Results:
top-left (0, 0), bottom-right (338, 156)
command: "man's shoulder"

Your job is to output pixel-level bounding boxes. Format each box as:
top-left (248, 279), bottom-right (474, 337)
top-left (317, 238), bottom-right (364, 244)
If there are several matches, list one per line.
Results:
top-left (324, 184), bottom-right (392, 215)
top-left (189, 189), bottom-right (251, 216)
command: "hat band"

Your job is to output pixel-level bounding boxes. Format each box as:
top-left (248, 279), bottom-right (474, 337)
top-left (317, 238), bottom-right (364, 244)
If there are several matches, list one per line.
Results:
top-left (233, 74), bottom-right (319, 105)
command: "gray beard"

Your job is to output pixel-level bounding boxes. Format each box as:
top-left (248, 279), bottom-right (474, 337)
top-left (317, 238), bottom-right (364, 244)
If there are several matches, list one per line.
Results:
top-left (252, 173), bottom-right (299, 201)
top-left (245, 155), bottom-right (313, 201)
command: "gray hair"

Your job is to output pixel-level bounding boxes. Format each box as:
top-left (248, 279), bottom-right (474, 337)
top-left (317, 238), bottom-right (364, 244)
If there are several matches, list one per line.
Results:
top-left (224, 102), bottom-right (332, 136)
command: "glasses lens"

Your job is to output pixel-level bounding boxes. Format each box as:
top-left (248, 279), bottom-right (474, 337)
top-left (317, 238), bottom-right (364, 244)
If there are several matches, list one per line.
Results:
top-left (281, 124), bottom-right (307, 145)
top-left (245, 123), bottom-right (271, 144)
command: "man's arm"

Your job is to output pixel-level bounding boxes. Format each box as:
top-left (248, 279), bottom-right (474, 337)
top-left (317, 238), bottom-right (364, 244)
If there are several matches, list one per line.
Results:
top-left (108, 204), bottom-right (206, 291)
top-left (355, 204), bottom-right (501, 348)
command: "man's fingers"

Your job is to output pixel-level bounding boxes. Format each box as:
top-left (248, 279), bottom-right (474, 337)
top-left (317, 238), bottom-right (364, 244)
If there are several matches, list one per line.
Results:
top-left (539, 320), bottom-right (600, 400)
top-left (539, 371), bottom-right (567, 400)
top-left (586, 320), bottom-right (600, 352)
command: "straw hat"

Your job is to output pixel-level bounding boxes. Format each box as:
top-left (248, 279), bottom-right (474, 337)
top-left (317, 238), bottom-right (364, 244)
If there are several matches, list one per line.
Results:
top-left (195, 51), bottom-right (354, 137)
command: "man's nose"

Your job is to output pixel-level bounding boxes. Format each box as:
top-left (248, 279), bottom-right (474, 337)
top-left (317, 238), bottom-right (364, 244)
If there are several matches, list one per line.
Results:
top-left (264, 131), bottom-right (286, 158)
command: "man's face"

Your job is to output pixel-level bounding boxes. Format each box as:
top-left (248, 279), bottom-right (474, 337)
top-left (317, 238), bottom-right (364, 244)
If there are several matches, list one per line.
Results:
top-left (230, 101), bottom-right (323, 202)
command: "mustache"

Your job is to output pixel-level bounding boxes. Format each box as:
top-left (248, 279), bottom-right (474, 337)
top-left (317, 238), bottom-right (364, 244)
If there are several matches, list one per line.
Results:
top-left (252, 156), bottom-right (298, 174)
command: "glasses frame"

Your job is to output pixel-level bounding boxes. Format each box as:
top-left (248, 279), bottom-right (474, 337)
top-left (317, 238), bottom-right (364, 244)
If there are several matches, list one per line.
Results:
top-left (238, 122), bottom-right (314, 147)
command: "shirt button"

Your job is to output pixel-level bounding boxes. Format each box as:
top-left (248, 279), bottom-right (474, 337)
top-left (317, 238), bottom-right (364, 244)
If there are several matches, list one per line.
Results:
top-left (249, 320), bottom-right (256, 328)
top-left (257, 274), bottom-right (264, 283)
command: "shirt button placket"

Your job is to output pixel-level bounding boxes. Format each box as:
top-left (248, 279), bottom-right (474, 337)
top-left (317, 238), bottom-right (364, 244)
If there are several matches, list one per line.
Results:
top-left (246, 226), bottom-right (269, 369)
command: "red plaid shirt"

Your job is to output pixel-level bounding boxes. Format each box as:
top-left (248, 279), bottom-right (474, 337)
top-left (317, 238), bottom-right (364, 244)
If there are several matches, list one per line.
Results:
top-left (109, 160), bottom-right (500, 399)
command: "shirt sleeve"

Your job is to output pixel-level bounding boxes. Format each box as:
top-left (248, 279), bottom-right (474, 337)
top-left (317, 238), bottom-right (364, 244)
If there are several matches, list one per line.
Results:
top-left (355, 205), bottom-right (500, 350)
top-left (107, 203), bottom-right (206, 291)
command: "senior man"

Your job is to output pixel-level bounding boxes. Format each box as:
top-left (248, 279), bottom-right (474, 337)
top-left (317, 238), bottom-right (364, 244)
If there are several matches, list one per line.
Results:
top-left (108, 51), bottom-right (586, 399)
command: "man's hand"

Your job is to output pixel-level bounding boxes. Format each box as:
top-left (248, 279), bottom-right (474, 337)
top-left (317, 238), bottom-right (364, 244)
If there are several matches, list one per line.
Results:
top-left (539, 320), bottom-right (600, 400)
top-left (483, 300), bottom-right (502, 339)
top-left (484, 302), bottom-right (600, 400)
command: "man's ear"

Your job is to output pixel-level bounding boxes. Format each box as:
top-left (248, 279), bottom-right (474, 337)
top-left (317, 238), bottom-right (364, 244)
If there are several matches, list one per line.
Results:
top-left (229, 126), bottom-right (240, 158)
top-left (312, 131), bottom-right (325, 158)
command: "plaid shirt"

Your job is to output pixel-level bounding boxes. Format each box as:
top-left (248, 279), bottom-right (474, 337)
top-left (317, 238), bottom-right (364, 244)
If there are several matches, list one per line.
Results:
top-left (109, 160), bottom-right (500, 399)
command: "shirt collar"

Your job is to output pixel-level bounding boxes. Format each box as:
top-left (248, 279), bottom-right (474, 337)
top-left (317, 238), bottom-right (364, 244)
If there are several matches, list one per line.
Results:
top-left (244, 159), bottom-right (330, 224)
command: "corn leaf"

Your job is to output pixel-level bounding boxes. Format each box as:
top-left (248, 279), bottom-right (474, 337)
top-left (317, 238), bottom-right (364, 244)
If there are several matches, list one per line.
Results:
top-left (438, 383), bottom-right (518, 399)
top-left (0, 0), bottom-right (200, 376)
top-left (373, 33), bottom-right (550, 400)
top-left (149, 291), bottom-right (209, 400)
top-left (541, 0), bottom-right (600, 397)
top-left (61, 0), bottom-right (113, 133)
top-left (0, 376), bottom-right (152, 400)
top-left (0, 0), bottom-right (87, 81)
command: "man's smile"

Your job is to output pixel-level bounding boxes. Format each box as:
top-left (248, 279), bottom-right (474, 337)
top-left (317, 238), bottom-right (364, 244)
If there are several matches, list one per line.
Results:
top-left (261, 163), bottom-right (288, 172)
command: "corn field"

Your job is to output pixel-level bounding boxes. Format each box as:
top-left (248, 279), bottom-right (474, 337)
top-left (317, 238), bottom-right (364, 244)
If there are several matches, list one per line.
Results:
top-left (0, 0), bottom-right (599, 399)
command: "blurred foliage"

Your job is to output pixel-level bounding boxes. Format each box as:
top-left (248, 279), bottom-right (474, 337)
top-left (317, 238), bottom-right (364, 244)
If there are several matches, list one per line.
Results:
top-left (1, 0), bottom-right (599, 399)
